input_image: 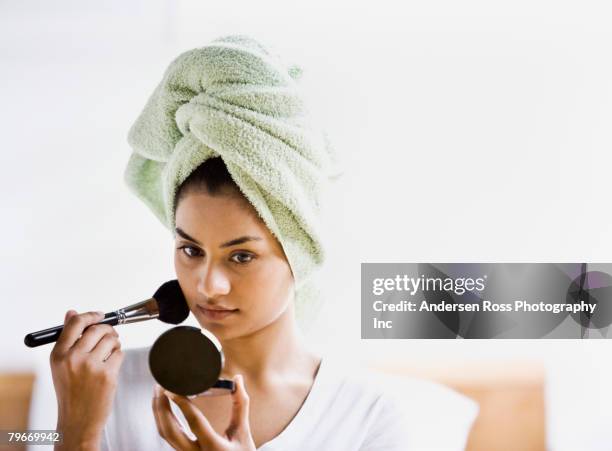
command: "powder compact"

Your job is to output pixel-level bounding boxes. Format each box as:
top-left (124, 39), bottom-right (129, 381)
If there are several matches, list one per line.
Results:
top-left (149, 325), bottom-right (235, 397)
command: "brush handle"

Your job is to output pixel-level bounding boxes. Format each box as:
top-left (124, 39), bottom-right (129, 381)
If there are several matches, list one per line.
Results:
top-left (24, 312), bottom-right (119, 348)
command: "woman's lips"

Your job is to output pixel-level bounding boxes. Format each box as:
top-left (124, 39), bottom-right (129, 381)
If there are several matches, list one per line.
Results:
top-left (197, 305), bottom-right (238, 321)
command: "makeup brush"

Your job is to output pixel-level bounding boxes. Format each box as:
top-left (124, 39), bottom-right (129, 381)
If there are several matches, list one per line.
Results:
top-left (24, 279), bottom-right (190, 348)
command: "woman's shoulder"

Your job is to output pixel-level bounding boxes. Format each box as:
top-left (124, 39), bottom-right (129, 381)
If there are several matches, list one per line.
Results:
top-left (319, 356), bottom-right (479, 450)
top-left (316, 355), bottom-right (415, 429)
top-left (322, 355), bottom-right (477, 414)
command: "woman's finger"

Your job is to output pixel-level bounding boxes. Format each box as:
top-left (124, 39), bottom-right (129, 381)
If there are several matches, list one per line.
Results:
top-left (55, 311), bottom-right (105, 354)
top-left (73, 323), bottom-right (118, 354)
top-left (89, 332), bottom-right (120, 362)
top-left (152, 385), bottom-right (198, 451)
top-left (64, 310), bottom-right (77, 324)
top-left (152, 385), bottom-right (174, 441)
top-left (226, 375), bottom-right (254, 444)
top-left (164, 390), bottom-right (223, 449)
top-left (101, 348), bottom-right (124, 382)
top-left (152, 387), bottom-right (168, 440)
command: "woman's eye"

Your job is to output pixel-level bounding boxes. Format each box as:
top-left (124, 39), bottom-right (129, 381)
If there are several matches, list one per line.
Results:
top-left (231, 252), bottom-right (254, 264)
top-left (177, 246), bottom-right (254, 264)
top-left (178, 245), bottom-right (201, 258)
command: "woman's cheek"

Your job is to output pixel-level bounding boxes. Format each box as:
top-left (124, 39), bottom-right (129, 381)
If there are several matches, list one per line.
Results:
top-left (174, 252), bottom-right (187, 274)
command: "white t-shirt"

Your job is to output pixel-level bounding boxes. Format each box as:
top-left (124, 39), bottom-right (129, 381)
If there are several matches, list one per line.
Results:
top-left (98, 347), bottom-right (478, 451)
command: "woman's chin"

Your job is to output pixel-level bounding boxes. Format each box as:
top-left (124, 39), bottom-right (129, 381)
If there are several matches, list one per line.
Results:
top-left (194, 311), bottom-right (241, 338)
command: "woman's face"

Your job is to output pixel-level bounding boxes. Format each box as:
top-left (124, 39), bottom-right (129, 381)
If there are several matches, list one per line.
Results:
top-left (173, 188), bottom-right (295, 340)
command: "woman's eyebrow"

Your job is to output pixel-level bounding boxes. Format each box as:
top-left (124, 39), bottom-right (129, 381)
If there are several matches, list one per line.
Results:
top-left (219, 236), bottom-right (263, 248)
top-left (175, 227), bottom-right (262, 248)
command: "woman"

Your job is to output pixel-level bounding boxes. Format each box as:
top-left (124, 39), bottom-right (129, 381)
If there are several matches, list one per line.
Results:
top-left (51, 156), bottom-right (410, 450)
top-left (49, 34), bottom-right (474, 451)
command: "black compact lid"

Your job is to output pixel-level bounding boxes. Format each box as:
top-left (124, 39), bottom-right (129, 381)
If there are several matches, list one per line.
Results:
top-left (149, 325), bottom-right (222, 397)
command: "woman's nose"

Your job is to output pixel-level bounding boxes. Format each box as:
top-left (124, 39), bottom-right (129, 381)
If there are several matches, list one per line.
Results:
top-left (197, 263), bottom-right (231, 298)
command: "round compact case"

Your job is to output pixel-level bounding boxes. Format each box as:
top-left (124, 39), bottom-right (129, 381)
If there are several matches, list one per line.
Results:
top-left (149, 325), bottom-right (235, 397)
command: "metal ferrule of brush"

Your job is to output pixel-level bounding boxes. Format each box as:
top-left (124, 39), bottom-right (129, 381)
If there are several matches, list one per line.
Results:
top-left (115, 297), bottom-right (160, 325)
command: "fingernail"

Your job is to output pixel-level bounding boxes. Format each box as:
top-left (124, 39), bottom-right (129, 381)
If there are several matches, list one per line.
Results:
top-left (96, 311), bottom-right (105, 317)
top-left (155, 385), bottom-right (167, 399)
top-left (232, 375), bottom-right (241, 393)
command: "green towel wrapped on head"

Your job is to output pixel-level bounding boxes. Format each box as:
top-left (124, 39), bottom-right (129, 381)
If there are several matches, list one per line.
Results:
top-left (123, 34), bottom-right (341, 330)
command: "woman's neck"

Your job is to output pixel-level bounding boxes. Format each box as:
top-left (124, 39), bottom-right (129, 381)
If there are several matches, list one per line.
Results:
top-left (218, 307), bottom-right (319, 386)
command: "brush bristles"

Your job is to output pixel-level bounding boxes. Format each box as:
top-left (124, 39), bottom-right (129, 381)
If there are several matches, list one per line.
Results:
top-left (153, 280), bottom-right (190, 324)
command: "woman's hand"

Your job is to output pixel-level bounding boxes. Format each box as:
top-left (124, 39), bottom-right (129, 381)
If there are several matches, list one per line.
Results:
top-left (152, 375), bottom-right (256, 451)
top-left (50, 310), bottom-right (125, 450)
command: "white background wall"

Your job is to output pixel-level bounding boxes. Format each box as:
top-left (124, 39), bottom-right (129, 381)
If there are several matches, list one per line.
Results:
top-left (1, 1), bottom-right (611, 450)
